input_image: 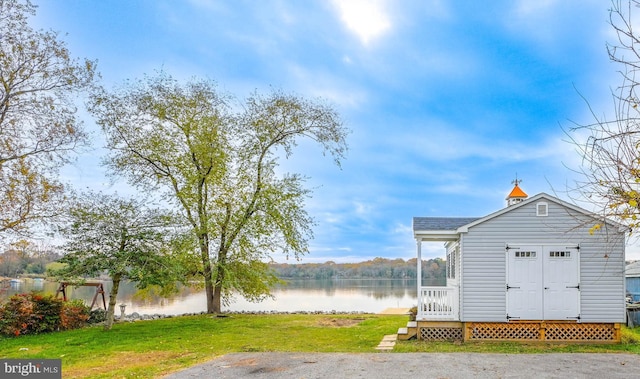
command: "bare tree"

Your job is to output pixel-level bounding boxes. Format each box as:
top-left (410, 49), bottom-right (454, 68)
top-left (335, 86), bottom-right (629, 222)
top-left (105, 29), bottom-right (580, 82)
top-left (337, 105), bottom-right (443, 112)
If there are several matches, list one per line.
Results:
top-left (0, 0), bottom-right (97, 236)
top-left (568, 0), bottom-right (640, 235)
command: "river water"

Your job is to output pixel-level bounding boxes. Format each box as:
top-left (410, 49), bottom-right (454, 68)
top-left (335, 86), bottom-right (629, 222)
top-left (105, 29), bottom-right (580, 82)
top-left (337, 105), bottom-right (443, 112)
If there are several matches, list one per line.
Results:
top-left (1, 278), bottom-right (424, 315)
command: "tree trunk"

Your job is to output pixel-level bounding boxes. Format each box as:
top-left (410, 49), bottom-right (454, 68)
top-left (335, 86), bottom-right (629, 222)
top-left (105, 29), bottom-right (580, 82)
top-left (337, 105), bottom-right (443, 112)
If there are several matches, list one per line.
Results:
top-left (212, 278), bottom-right (223, 314)
top-left (104, 273), bottom-right (122, 331)
top-left (212, 248), bottom-right (227, 314)
top-left (204, 263), bottom-right (215, 313)
top-left (199, 234), bottom-right (216, 313)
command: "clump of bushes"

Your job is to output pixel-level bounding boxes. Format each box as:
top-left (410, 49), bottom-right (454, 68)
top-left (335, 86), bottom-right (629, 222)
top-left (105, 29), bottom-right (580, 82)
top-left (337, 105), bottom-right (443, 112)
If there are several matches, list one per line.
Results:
top-left (88, 308), bottom-right (107, 324)
top-left (0, 292), bottom-right (91, 337)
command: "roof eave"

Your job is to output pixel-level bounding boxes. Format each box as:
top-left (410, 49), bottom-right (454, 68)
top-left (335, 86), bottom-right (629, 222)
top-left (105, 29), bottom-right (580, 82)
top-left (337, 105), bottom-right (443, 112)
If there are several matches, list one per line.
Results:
top-left (459, 193), bottom-right (627, 231)
top-left (414, 230), bottom-right (460, 241)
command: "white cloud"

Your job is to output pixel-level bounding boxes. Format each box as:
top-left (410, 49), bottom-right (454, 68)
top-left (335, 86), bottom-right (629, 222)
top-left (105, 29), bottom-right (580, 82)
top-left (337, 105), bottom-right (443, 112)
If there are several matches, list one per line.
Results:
top-left (284, 62), bottom-right (369, 109)
top-left (420, 241), bottom-right (447, 259)
top-left (185, 0), bottom-right (227, 12)
top-left (331, 0), bottom-right (392, 46)
top-left (392, 222), bottom-right (412, 235)
top-left (628, 238), bottom-right (640, 261)
top-left (385, 122), bottom-right (557, 163)
top-left (512, 0), bottom-right (558, 16)
top-left (310, 246), bottom-right (353, 253)
top-left (505, 0), bottom-right (609, 53)
top-left (354, 201), bottom-right (372, 216)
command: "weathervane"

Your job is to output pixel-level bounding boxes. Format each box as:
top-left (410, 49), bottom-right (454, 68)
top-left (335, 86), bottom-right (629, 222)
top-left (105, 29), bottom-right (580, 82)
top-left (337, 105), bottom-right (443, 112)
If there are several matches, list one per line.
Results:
top-left (512, 174), bottom-right (522, 186)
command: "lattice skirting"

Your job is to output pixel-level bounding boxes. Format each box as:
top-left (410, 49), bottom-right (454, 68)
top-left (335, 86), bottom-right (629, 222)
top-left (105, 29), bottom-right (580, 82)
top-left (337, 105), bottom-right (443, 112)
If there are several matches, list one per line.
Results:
top-left (420, 327), bottom-right (463, 341)
top-left (544, 323), bottom-right (616, 341)
top-left (465, 322), bottom-right (619, 342)
top-left (468, 322), bottom-right (539, 340)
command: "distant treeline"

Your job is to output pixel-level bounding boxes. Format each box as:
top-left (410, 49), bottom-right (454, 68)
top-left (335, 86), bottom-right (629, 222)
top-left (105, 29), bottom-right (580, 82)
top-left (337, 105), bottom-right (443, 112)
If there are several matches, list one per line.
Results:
top-left (270, 257), bottom-right (446, 282)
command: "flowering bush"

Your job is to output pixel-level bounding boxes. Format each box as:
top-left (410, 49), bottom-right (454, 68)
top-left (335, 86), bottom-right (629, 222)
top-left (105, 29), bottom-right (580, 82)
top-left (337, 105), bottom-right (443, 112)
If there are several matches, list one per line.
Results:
top-left (0, 292), bottom-right (91, 337)
top-left (60, 300), bottom-right (90, 330)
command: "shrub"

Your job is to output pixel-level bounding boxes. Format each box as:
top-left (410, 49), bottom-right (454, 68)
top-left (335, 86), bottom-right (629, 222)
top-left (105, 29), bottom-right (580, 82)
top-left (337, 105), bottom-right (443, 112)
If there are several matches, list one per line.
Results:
top-left (0, 294), bottom-right (35, 337)
top-left (32, 293), bottom-right (63, 334)
top-left (60, 300), bottom-right (90, 330)
top-left (0, 292), bottom-right (91, 337)
top-left (88, 308), bottom-right (107, 324)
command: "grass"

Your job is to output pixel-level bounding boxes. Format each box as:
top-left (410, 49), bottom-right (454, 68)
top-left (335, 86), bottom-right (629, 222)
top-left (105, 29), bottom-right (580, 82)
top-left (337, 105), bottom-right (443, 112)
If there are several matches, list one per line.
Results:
top-left (0, 314), bottom-right (639, 378)
top-left (0, 313), bottom-right (401, 378)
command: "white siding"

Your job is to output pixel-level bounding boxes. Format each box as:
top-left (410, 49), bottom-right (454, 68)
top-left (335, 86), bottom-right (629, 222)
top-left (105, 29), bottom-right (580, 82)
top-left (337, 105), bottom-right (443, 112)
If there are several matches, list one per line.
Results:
top-left (460, 199), bottom-right (625, 323)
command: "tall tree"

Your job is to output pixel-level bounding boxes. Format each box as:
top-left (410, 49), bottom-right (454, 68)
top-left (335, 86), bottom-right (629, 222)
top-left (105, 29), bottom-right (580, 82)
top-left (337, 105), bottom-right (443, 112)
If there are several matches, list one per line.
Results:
top-left (0, 0), bottom-right (97, 235)
top-left (56, 191), bottom-right (181, 330)
top-left (568, 0), bottom-right (640, 234)
top-left (88, 73), bottom-right (348, 313)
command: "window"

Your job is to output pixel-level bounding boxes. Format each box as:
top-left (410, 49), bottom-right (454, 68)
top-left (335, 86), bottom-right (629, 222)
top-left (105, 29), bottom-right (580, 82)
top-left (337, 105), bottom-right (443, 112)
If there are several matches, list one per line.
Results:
top-left (447, 246), bottom-right (460, 279)
top-left (537, 202), bottom-right (548, 216)
top-left (549, 251), bottom-right (570, 258)
top-left (515, 251), bottom-right (536, 258)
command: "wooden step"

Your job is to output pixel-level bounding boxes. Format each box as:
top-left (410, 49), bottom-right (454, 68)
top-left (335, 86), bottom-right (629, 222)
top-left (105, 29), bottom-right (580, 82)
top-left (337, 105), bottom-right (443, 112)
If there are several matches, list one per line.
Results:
top-left (397, 326), bottom-right (417, 341)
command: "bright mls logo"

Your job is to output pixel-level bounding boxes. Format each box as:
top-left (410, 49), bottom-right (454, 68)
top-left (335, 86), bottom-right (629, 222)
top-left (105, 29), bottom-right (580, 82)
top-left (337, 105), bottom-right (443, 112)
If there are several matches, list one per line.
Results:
top-left (1, 359), bottom-right (61, 378)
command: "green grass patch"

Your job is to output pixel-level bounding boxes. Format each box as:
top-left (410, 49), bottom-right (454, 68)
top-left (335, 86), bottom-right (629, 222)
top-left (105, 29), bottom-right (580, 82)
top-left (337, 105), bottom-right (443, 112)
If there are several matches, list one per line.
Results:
top-left (0, 314), bottom-right (401, 378)
top-left (1, 315), bottom-right (639, 378)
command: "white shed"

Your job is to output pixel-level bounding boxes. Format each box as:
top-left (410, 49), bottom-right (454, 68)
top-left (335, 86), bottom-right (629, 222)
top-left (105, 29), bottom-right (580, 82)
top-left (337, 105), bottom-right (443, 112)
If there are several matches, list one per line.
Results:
top-left (403, 183), bottom-right (626, 342)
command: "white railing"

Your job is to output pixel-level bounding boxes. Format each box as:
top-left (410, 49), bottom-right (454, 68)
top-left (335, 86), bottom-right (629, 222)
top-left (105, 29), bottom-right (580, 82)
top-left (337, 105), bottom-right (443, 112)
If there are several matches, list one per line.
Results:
top-left (419, 286), bottom-right (458, 320)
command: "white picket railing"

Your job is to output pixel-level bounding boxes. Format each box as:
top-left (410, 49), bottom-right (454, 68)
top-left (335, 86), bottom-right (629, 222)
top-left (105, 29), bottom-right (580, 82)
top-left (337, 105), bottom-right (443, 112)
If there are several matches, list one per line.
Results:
top-left (418, 286), bottom-right (458, 320)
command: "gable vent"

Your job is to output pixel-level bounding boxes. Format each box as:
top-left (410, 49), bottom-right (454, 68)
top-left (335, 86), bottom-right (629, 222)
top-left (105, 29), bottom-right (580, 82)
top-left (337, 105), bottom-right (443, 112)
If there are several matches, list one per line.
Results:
top-left (537, 202), bottom-right (548, 216)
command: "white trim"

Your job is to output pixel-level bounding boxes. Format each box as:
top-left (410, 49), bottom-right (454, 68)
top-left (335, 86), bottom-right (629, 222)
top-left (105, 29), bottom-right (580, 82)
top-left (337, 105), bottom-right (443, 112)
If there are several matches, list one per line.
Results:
top-left (458, 235), bottom-right (464, 321)
top-left (536, 202), bottom-right (548, 217)
top-left (416, 238), bottom-right (422, 312)
top-left (415, 231), bottom-right (460, 241)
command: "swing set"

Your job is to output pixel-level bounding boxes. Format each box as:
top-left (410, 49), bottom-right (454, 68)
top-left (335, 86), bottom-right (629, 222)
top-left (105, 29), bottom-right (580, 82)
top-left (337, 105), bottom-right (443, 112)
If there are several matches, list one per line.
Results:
top-left (55, 282), bottom-right (107, 310)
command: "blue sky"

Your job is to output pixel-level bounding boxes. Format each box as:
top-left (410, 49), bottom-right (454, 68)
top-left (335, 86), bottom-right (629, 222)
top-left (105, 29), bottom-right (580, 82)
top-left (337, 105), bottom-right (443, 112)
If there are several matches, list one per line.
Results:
top-left (31, 0), bottom-right (635, 262)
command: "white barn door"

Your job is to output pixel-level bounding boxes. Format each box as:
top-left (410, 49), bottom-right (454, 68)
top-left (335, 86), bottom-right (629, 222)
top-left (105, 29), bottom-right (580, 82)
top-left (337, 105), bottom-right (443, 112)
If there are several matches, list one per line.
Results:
top-left (543, 247), bottom-right (580, 320)
top-left (506, 246), bottom-right (543, 320)
top-left (506, 245), bottom-right (580, 320)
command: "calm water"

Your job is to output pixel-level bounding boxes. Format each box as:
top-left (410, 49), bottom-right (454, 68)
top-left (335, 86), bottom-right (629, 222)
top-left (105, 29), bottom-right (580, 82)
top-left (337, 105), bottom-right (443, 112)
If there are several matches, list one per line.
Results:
top-left (1, 278), bottom-right (422, 315)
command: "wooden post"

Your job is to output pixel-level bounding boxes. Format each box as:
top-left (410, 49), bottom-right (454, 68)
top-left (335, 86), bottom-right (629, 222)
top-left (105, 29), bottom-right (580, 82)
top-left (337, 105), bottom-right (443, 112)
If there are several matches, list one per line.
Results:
top-left (89, 283), bottom-right (107, 310)
top-left (55, 283), bottom-right (68, 301)
top-left (55, 282), bottom-right (107, 310)
top-left (463, 322), bottom-right (472, 341)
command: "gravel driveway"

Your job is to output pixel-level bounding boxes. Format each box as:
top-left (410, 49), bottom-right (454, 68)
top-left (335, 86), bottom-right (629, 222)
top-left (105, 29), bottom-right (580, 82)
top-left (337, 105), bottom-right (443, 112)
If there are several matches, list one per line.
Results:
top-left (164, 352), bottom-right (640, 379)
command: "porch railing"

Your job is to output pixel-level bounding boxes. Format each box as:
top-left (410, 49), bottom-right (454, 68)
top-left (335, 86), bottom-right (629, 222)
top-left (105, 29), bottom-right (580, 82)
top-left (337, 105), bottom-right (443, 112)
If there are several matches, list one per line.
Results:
top-left (418, 286), bottom-right (458, 320)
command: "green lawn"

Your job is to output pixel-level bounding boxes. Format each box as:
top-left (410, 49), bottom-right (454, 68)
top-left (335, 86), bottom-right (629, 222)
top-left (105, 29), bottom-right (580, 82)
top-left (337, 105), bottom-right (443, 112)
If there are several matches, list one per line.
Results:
top-left (0, 314), bottom-right (401, 378)
top-left (1, 314), bottom-right (639, 379)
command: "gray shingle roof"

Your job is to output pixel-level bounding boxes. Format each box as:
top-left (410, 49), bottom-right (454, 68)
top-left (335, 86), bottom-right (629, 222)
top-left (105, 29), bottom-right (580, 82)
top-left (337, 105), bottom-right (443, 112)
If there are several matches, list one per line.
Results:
top-left (413, 217), bottom-right (480, 231)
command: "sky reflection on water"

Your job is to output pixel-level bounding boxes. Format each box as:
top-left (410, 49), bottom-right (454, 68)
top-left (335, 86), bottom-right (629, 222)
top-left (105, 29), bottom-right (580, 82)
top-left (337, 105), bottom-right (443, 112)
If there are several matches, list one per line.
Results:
top-left (2, 278), bottom-right (419, 315)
